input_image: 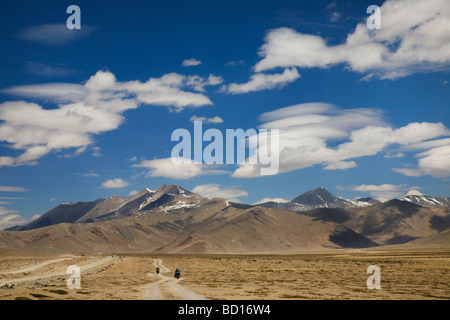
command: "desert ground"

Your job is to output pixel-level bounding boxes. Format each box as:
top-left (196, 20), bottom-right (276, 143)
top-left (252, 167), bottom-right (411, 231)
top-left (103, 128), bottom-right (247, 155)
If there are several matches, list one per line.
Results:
top-left (0, 248), bottom-right (449, 300)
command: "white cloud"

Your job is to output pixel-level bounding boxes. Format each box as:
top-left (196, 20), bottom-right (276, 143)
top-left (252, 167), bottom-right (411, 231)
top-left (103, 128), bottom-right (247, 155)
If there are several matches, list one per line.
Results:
top-left (3, 83), bottom-right (86, 103)
top-left (252, 197), bottom-right (290, 205)
top-left (0, 157), bottom-right (15, 167)
top-left (0, 207), bottom-right (44, 230)
top-left (0, 186), bottom-right (29, 192)
top-left (232, 103), bottom-right (450, 178)
top-left (79, 173), bottom-right (99, 177)
top-left (395, 138), bottom-right (450, 152)
top-left (182, 58), bottom-right (202, 67)
top-left (346, 184), bottom-right (419, 201)
top-left (353, 184), bottom-right (405, 202)
top-left (330, 12), bottom-right (341, 22)
top-left (99, 178), bottom-right (130, 189)
top-left (189, 115), bottom-right (224, 124)
top-left (91, 146), bottom-right (102, 157)
top-left (29, 214), bottom-right (41, 222)
top-left (117, 72), bottom-right (217, 111)
top-left (326, 1), bottom-right (337, 9)
top-left (391, 138), bottom-right (450, 178)
top-left (184, 75), bottom-right (223, 92)
top-left (384, 152), bottom-right (405, 158)
top-left (0, 206), bottom-right (27, 230)
top-left (24, 61), bottom-right (77, 77)
top-left (405, 189), bottom-right (424, 196)
top-left (192, 184), bottom-right (248, 202)
top-left (0, 100), bottom-right (120, 165)
top-left (224, 68), bottom-right (300, 94)
top-left (254, 0), bottom-right (450, 79)
top-left (0, 197), bottom-right (27, 200)
top-left (128, 190), bottom-right (139, 196)
top-left (394, 145), bottom-right (450, 178)
top-left (133, 157), bottom-right (228, 180)
top-left (3, 70), bottom-right (220, 110)
top-left (323, 161), bottom-right (357, 170)
top-left (0, 214), bottom-right (27, 230)
top-left (353, 184), bottom-right (405, 193)
top-left (18, 24), bottom-right (96, 46)
top-left (0, 207), bottom-right (19, 216)
top-left (224, 60), bottom-right (246, 67)
top-left (0, 70), bottom-right (221, 167)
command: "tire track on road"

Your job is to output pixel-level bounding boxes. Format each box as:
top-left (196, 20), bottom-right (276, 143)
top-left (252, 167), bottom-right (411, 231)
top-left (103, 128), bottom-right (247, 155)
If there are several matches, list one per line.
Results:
top-left (144, 259), bottom-right (206, 300)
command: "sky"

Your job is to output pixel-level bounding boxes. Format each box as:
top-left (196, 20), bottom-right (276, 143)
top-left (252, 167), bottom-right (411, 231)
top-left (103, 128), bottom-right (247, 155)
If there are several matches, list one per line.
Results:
top-left (0, 0), bottom-right (449, 229)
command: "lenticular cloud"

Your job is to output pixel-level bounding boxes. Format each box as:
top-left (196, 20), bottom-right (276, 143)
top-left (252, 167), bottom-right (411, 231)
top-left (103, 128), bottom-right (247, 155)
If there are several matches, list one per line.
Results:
top-left (254, 0), bottom-right (450, 79)
top-left (232, 103), bottom-right (450, 179)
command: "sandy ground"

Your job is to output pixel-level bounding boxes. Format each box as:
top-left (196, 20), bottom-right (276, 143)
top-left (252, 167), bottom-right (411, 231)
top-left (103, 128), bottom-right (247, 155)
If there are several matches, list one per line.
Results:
top-left (0, 249), bottom-right (448, 300)
top-left (143, 258), bottom-right (206, 300)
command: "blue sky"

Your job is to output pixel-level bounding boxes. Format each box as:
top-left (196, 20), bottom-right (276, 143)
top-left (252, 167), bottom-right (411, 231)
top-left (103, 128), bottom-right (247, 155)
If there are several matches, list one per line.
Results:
top-left (0, 0), bottom-right (449, 229)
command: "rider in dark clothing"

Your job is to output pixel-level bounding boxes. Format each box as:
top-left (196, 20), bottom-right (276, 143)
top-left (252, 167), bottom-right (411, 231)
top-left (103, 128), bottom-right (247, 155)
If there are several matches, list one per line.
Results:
top-left (174, 268), bottom-right (181, 279)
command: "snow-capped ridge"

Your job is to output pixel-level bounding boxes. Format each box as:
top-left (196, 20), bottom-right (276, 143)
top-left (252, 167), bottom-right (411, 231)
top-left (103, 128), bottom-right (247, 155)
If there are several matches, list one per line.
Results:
top-left (401, 194), bottom-right (450, 208)
top-left (259, 187), bottom-right (375, 212)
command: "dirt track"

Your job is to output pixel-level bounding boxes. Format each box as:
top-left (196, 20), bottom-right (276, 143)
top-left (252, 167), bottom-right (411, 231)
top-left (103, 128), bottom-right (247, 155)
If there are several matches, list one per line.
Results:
top-left (0, 250), bottom-right (449, 300)
top-left (144, 259), bottom-right (206, 300)
top-left (0, 256), bottom-right (116, 288)
top-left (0, 254), bottom-right (208, 300)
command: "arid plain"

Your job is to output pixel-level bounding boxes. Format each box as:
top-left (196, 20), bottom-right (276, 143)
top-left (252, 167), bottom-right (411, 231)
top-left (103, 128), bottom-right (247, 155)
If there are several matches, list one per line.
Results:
top-left (1, 246), bottom-right (448, 300)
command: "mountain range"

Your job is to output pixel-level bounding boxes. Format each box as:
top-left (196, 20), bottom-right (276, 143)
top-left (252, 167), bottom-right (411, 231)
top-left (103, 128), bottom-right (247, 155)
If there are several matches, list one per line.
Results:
top-left (401, 194), bottom-right (450, 208)
top-left (0, 185), bottom-right (448, 254)
top-left (257, 187), bottom-right (374, 212)
top-left (13, 185), bottom-right (205, 231)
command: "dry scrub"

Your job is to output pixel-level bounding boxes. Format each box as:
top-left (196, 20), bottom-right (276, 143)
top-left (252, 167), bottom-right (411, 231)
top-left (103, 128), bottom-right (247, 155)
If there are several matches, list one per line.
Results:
top-left (0, 249), bottom-right (448, 300)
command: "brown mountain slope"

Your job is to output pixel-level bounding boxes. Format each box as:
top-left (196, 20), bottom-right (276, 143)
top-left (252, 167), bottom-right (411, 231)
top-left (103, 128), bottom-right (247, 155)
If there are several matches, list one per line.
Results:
top-left (160, 206), bottom-right (376, 253)
top-left (0, 199), bottom-right (376, 254)
top-left (2, 186), bottom-right (447, 254)
top-left (342, 200), bottom-right (450, 245)
top-left (276, 199), bottom-right (450, 246)
top-left (16, 184), bottom-right (204, 230)
top-left (407, 229), bottom-right (450, 247)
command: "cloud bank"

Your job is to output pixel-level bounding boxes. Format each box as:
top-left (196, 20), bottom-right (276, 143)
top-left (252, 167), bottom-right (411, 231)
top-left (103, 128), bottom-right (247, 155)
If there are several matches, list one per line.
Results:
top-left (232, 103), bottom-right (450, 178)
top-left (192, 184), bottom-right (248, 202)
top-left (99, 178), bottom-right (130, 189)
top-left (254, 0), bottom-right (450, 79)
top-left (0, 70), bottom-right (221, 167)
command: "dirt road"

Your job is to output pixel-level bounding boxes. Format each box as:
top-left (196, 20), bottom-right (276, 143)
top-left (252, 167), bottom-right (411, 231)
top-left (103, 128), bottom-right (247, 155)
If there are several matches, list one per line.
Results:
top-left (0, 256), bottom-right (115, 288)
top-left (2, 257), bottom-right (74, 275)
top-left (143, 259), bottom-right (206, 300)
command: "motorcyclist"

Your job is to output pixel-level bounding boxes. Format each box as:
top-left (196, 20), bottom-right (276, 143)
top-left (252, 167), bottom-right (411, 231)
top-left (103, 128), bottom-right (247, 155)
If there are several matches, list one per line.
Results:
top-left (156, 266), bottom-right (160, 274)
top-left (174, 268), bottom-right (181, 279)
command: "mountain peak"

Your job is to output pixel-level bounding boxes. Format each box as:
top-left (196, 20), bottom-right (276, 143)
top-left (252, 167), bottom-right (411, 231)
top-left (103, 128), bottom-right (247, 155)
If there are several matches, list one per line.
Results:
top-left (401, 194), bottom-right (450, 208)
top-left (313, 186), bottom-right (330, 193)
top-left (291, 187), bottom-right (336, 205)
top-left (155, 184), bottom-right (190, 195)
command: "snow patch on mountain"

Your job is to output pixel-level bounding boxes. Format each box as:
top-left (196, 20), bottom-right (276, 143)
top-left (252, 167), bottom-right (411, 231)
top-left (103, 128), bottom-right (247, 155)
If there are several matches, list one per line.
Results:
top-left (401, 195), bottom-right (450, 208)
